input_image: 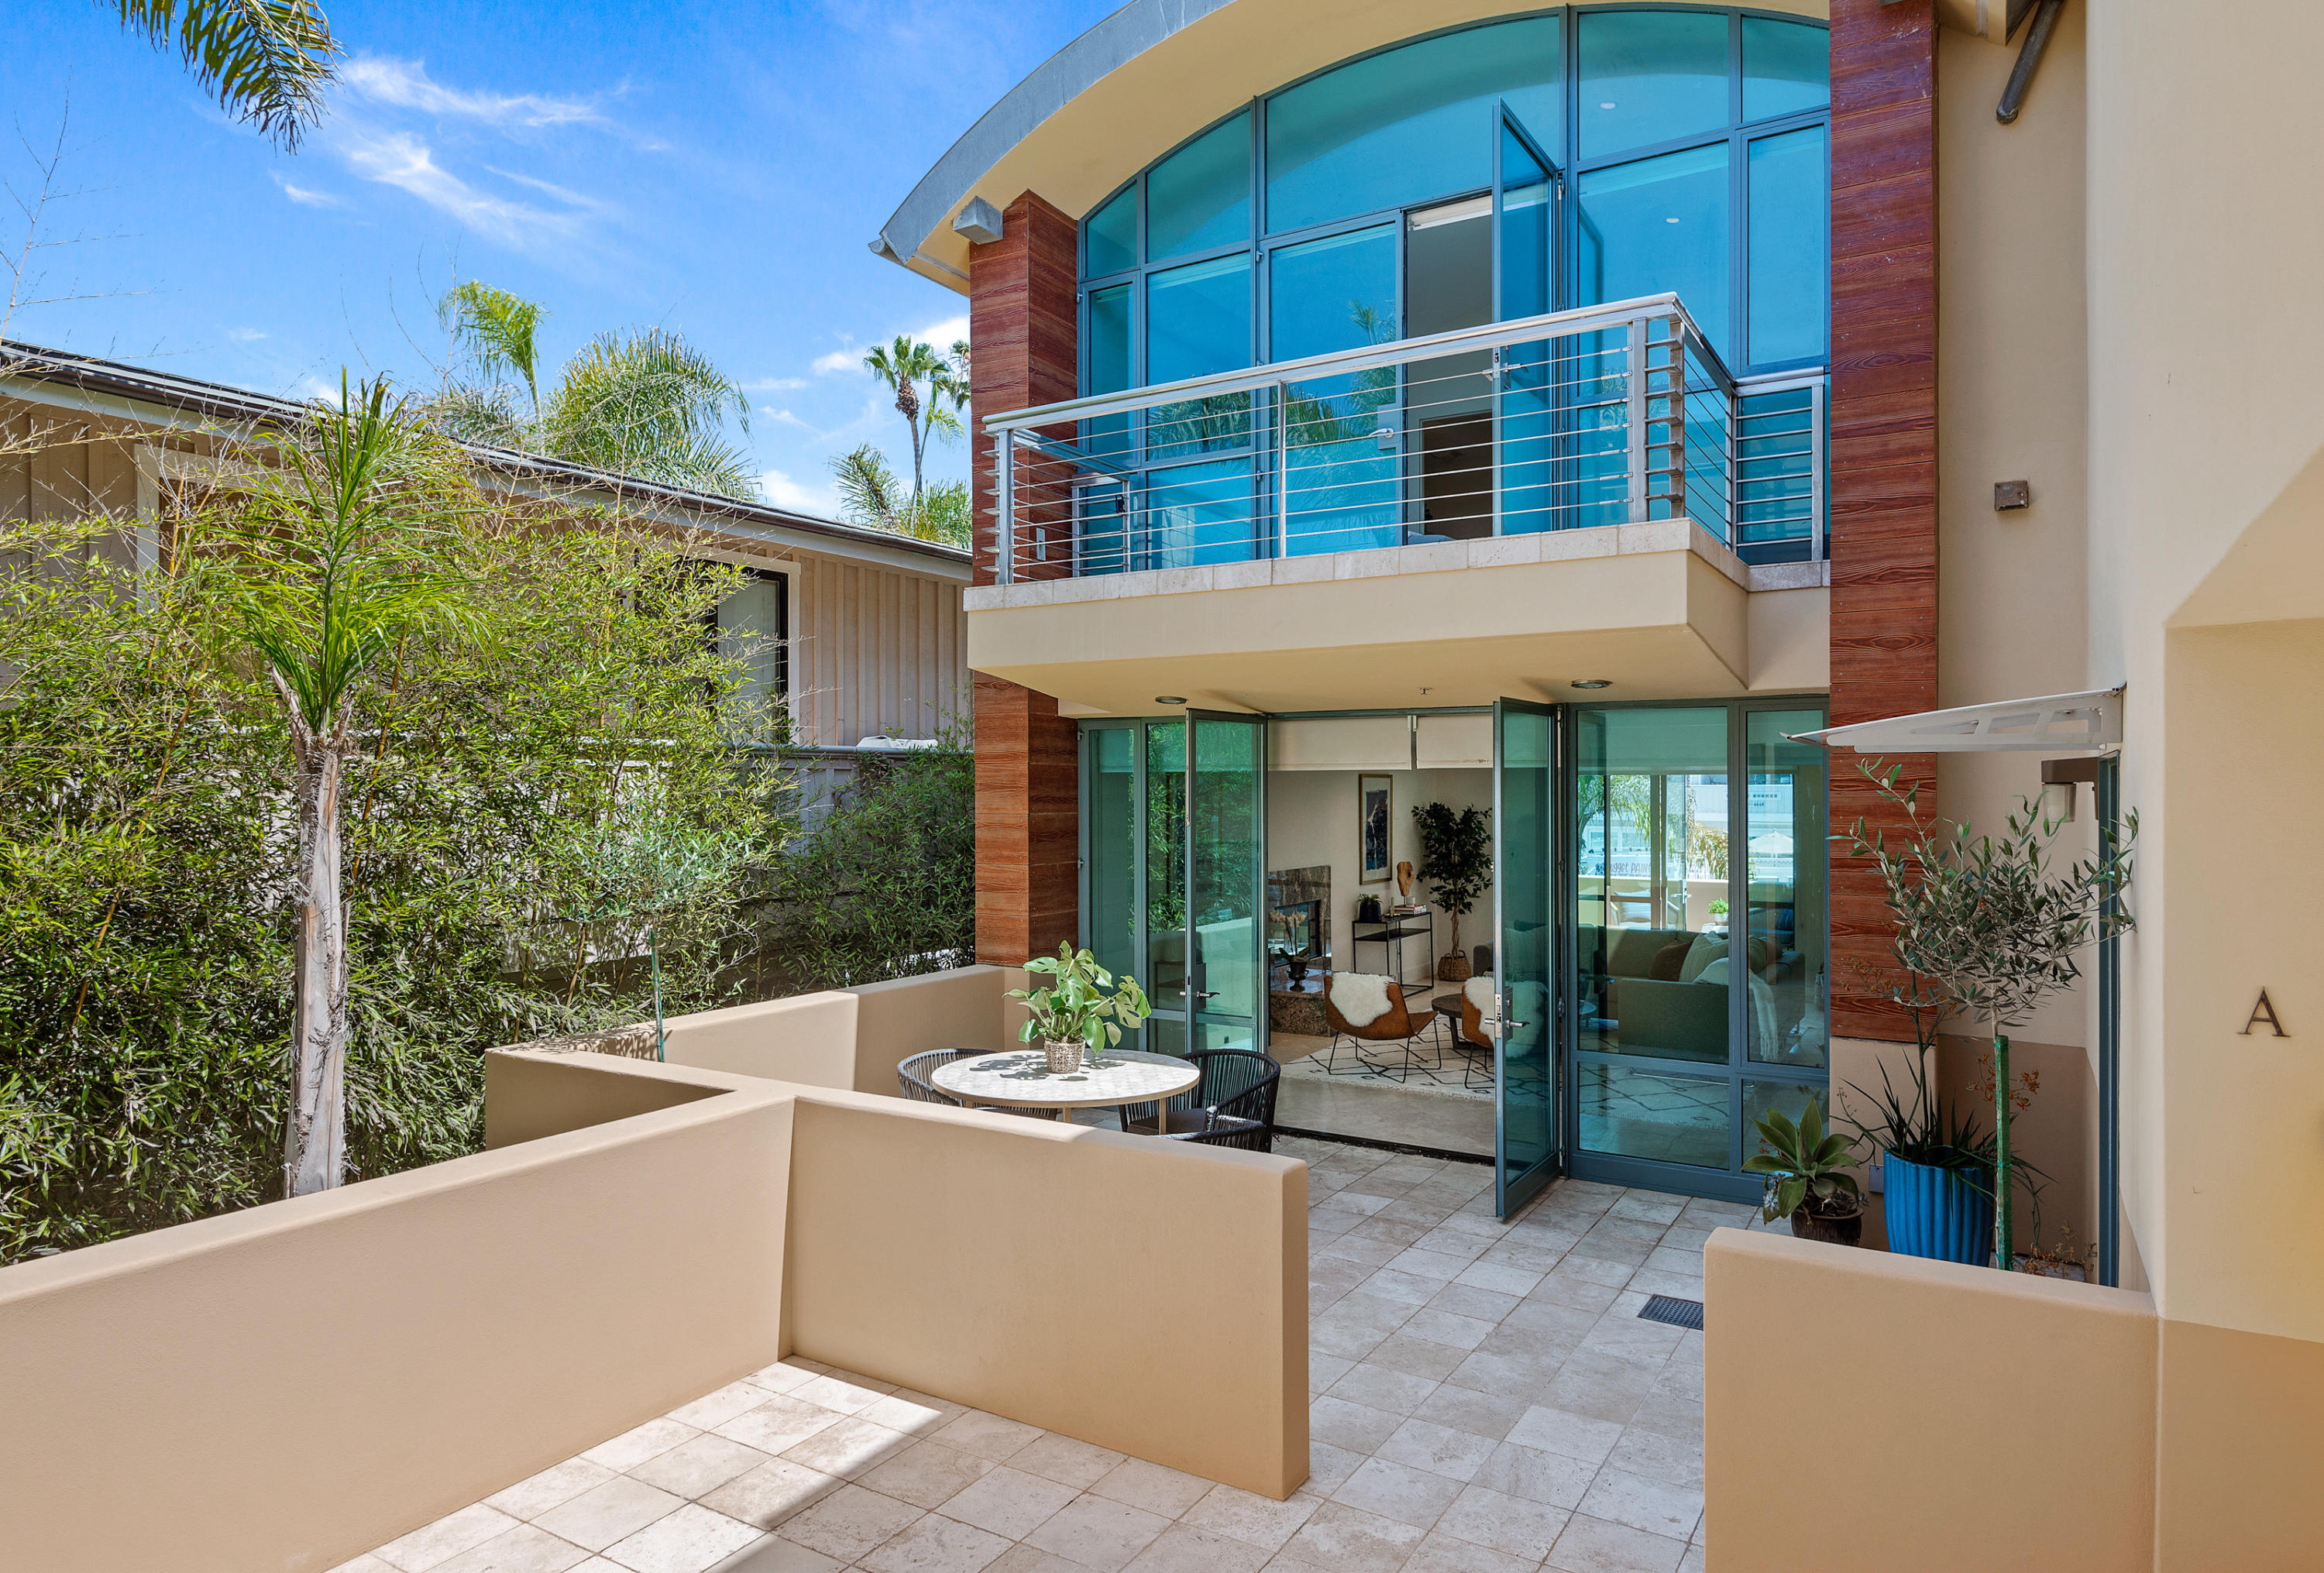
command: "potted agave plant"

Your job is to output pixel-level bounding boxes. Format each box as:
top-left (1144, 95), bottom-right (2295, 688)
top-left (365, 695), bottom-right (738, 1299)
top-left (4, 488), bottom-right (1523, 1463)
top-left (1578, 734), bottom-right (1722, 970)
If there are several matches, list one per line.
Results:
top-left (1745, 1094), bottom-right (1864, 1246)
top-left (1009, 943), bottom-right (1153, 1073)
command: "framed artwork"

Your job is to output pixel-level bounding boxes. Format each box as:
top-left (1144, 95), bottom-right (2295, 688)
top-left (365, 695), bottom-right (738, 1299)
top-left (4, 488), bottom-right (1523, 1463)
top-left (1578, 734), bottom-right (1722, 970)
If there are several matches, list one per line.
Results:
top-left (1358, 774), bottom-right (1393, 884)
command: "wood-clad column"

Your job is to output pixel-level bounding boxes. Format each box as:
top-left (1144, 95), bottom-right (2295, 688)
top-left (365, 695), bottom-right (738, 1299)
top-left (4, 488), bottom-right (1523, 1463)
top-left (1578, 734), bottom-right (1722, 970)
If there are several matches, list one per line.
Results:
top-left (1827, 0), bottom-right (1938, 1042)
top-left (968, 191), bottom-right (1079, 964)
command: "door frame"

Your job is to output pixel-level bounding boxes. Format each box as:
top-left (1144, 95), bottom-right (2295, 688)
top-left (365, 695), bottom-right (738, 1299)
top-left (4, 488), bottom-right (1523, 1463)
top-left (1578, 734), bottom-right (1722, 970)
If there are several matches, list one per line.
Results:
top-left (1560, 695), bottom-right (1831, 1203)
top-left (1493, 696), bottom-right (1564, 1218)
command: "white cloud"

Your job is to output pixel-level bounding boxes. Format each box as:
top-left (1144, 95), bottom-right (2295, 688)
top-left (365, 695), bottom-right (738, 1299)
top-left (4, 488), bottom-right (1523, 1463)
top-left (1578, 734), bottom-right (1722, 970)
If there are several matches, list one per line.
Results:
top-left (227, 328), bottom-right (267, 342)
top-left (343, 56), bottom-right (603, 128)
top-left (813, 346), bottom-right (864, 376)
top-left (760, 468), bottom-right (839, 517)
top-left (335, 127), bottom-right (589, 251)
top-left (917, 314), bottom-right (970, 349)
top-left (273, 172), bottom-right (349, 208)
top-left (297, 376), bottom-right (347, 407)
top-left (742, 376), bottom-right (807, 393)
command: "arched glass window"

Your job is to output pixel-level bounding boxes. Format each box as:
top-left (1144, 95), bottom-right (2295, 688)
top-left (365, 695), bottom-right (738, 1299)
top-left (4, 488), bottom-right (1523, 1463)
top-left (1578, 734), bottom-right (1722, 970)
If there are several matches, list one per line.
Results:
top-left (1079, 6), bottom-right (1829, 383)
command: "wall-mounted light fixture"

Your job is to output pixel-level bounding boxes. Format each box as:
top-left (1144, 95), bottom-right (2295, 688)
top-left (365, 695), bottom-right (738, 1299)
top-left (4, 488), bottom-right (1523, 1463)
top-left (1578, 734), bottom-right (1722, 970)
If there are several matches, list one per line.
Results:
top-left (2040, 754), bottom-right (2102, 822)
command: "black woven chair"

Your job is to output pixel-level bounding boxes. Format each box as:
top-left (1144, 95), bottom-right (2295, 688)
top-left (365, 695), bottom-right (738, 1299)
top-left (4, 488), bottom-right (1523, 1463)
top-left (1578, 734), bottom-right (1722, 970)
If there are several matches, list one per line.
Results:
top-left (1117, 1049), bottom-right (1280, 1153)
top-left (896, 1048), bottom-right (1053, 1118)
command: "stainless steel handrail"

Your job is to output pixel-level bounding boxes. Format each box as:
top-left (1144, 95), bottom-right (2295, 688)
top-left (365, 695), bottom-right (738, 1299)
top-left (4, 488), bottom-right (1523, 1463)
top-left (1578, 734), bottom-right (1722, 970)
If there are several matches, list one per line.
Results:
top-left (983, 291), bottom-right (1724, 434)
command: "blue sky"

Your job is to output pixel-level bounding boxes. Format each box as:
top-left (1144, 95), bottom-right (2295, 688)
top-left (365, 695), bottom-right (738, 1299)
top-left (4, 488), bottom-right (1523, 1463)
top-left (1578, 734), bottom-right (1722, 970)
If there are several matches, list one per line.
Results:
top-left (0, 1), bottom-right (1112, 514)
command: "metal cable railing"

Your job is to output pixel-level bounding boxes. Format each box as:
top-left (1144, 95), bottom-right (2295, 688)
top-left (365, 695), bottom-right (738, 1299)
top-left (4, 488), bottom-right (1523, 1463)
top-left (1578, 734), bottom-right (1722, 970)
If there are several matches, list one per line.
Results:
top-left (985, 293), bottom-right (1822, 585)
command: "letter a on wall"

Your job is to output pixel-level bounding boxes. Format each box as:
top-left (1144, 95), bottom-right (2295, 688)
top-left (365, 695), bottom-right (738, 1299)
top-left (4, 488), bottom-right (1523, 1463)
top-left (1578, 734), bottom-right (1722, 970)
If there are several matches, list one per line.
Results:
top-left (2241, 989), bottom-right (2289, 1039)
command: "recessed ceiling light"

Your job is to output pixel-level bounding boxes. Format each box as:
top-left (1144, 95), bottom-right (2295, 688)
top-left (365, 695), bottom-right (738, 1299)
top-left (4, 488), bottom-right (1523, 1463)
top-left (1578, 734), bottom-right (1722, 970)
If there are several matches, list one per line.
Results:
top-left (1154, 695), bottom-right (1188, 705)
top-left (1571, 679), bottom-right (1613, 690)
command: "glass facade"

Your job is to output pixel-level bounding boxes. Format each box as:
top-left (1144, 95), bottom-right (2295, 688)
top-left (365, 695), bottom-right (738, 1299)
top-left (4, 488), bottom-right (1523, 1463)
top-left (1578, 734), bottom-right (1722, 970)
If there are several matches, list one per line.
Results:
top-left (1081, 7), bottom-right (1828, 381)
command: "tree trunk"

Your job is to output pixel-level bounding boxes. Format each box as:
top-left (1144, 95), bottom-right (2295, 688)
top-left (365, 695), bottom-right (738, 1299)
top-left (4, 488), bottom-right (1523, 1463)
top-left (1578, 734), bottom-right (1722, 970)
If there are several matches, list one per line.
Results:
top-left (283, 695), bottom-right (352, 1197)
top-left (1992, 1031), bottom-right (2012, 1269)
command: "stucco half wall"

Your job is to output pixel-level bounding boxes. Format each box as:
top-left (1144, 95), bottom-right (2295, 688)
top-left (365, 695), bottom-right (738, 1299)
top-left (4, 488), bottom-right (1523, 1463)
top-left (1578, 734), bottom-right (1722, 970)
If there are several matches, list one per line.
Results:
top-left (881, 0), bottom-right (1829, 288)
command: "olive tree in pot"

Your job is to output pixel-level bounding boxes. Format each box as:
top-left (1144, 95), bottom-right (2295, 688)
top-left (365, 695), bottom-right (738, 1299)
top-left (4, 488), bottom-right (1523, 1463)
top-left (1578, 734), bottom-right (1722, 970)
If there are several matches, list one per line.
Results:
top-left (1009, 943), bottom-right (1152, 1074)
top-left (1412, 802), bottom-right (1491, 982)
top-left (1848, 762), bottom-right (2135, 1269)
top-left (1745, 1094), bottom-right (1863, 1245)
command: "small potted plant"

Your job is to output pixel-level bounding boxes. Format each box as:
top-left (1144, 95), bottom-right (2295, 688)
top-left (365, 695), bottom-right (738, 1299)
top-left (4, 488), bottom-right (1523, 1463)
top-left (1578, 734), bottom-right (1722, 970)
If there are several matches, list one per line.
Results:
top-left (1745, 1094), bottom-right (1865, 1246)
top-left (1009, 943), bottom-right (1153, 1073)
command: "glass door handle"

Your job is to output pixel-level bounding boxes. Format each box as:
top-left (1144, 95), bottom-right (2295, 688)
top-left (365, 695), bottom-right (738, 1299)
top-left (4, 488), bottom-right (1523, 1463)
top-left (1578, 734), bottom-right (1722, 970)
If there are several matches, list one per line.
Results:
top-left (1195, 990), bottom-right (1221, 1001)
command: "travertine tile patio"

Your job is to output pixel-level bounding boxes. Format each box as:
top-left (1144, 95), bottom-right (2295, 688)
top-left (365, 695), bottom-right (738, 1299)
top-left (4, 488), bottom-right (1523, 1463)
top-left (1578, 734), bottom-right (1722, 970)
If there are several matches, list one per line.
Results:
top-left (337, 1139), bottom-right (1748, 1573)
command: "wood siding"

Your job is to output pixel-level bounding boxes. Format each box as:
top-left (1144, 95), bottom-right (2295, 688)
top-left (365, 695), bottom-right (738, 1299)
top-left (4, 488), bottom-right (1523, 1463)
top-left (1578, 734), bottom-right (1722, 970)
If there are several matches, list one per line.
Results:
top-left (968, 191), bottom-right (1081, 965)
top-left (780, 550), bottom-right (968, 747)
top-left (1828, 0), bottom-right (1939, 1042)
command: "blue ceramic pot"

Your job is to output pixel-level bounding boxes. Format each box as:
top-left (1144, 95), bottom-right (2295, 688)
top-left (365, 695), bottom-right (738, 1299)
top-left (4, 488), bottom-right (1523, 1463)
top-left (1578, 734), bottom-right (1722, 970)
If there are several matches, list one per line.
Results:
top-left (1883, 1152), bottom-right (1994, 1264)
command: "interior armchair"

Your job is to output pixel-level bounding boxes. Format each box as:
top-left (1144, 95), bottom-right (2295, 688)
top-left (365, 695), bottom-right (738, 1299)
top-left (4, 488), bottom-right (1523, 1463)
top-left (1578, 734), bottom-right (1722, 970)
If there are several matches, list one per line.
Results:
top-left (1322, 971), bottom-right (1439, 1083)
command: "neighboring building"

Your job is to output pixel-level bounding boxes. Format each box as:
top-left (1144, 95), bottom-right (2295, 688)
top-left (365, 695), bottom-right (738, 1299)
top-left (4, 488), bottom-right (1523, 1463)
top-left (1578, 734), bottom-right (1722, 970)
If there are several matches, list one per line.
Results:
top-left (878, 1), bottom-right (2324, 1558)
top-left (0, 342), bottom-right (971, 800)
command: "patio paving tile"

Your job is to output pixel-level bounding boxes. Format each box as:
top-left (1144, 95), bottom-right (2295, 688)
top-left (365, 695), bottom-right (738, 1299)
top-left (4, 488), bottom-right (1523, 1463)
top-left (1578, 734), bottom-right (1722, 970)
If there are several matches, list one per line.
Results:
top-left (346, 1156), bottom-right (1720, 1573)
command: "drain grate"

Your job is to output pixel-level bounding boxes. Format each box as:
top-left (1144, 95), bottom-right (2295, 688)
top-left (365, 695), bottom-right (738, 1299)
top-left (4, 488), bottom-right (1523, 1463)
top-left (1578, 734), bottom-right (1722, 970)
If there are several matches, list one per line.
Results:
top-left (1638, 1293), bottom-right (1705, 1331)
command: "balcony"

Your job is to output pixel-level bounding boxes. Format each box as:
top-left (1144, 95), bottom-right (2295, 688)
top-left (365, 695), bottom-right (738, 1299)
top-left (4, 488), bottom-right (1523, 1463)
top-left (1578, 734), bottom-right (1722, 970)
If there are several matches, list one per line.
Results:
top-left (972, 296), bottom-right (1828, 713)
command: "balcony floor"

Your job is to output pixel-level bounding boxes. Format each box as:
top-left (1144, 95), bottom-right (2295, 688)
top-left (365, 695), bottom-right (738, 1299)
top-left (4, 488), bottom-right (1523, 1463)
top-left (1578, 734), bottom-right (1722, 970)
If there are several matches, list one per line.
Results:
top-left (337, 1149), bottom-right (1756, 1573)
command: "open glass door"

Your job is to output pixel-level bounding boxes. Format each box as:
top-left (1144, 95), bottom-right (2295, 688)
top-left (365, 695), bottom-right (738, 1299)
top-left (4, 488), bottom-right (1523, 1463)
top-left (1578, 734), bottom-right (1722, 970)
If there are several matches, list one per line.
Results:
top-left (1494, 105), bottom-right (1558, 536)
top-left (1494, 699), bottom-right (1559, 1215)
top-left (1186, 711), bottom-right (1266, 1056)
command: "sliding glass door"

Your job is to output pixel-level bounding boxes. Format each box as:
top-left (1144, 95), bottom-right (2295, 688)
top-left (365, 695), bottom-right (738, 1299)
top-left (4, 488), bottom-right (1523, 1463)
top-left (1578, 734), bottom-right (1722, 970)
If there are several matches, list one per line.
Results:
top-left (1080, 716), bottom-right (1266, 1057)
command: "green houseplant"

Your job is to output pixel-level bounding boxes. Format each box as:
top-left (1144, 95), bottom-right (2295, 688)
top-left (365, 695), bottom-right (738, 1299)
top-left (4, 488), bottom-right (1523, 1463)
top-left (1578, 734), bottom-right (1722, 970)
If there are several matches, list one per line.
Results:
top-left (1745, 1094), bottom-right (1864, 1246)
top-left (1009, 944), bottom-right (1153, 1073)
top-left (1411, 802), bottom-right (1491, 981)
top-left (1848, 762), bottom-right (2134, 1269)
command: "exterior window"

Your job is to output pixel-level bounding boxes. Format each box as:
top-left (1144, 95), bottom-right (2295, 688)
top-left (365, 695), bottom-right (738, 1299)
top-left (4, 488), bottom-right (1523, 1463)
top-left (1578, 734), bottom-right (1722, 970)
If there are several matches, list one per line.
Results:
top-left (1147, 252), bottom-right (1250, 383)
top-left (1748, 126), bottom-right (1828, 366)
top-left (1577, 9), bottom-right (1729, 160)
top-left (715, 572), bottom-right (787, 744)
top-left (1086, 187), bottom-right (1136, 276)
top-left (1148, 111), bottom-right (1250, 261)
top-left (1743, 16), bottom-right (1831, 122)
top-left (1263, 17), bottom-right (1562, 236)
top-left (1578, 143), bottom-right (1732, 357)
top-left (1085, 283), bottom-right (1134, 461)
top-left (1268, 224), bottom-right (1396, 360)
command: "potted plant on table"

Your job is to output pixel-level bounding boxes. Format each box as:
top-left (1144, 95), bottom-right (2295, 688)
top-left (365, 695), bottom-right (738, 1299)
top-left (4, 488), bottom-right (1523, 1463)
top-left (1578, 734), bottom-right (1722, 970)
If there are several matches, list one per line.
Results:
top-left (1009, 943), bottom-right (1153, 1073)
top-left (1412, 802), bottom-right (1491, 982)
top-left (1847, 763), bottom-right (2134, 1269)
top-left (1745, 1094), bottom-right (1865, 1246)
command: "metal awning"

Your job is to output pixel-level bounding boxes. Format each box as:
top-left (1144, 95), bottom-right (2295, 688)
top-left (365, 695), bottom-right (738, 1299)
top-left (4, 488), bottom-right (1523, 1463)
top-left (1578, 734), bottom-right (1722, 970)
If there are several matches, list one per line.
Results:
top-left (1789, 687), bottom-right (2123, 753)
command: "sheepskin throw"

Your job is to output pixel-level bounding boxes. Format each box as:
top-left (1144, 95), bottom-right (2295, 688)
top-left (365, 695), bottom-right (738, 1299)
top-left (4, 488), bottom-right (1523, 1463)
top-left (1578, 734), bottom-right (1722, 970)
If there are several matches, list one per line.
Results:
top-left (1329, 970), bottom-right (1395, 1029)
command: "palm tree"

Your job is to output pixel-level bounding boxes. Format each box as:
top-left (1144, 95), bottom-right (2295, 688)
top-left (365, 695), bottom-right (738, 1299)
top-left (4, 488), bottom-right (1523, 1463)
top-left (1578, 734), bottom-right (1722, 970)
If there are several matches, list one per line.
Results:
top-left (431, 283), bottom-right (758, 500)
top-left (218, 376), bottom-right (478, 1195)
top-left (108, 1), bottom-right (341, 150)
top-left (863, 336), bottom-right (968, 507)
top-left (830, 443), bottom-right (969, 547)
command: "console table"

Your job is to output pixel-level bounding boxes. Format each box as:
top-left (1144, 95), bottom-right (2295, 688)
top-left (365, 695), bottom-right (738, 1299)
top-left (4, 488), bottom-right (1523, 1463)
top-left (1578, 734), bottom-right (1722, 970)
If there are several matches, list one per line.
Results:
top-left (1351, 913), bottom-right (1435, 992)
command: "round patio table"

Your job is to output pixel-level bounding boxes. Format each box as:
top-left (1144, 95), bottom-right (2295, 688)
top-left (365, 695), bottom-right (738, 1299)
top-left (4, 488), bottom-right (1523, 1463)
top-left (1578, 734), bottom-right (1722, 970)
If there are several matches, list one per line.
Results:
top-left (930, 1048), bottom-right (1200, 1124)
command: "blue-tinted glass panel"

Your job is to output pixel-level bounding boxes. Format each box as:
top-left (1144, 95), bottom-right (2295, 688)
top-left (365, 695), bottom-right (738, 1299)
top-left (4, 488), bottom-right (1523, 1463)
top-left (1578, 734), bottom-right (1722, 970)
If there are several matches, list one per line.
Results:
top-left (1578, 143), bottom-right (1732, 360)
top-left (1146, 458), bottom-right (1256, 565)
top-left (1266, 17), bottom-right (1561, 235)
top-left (1083, 283), bottom-right (1133, 463)
top-left (1086, 187), bottom-right (1136, 276)
top-left (1743, 18), bottom-right (1829, 122)
top-left (1269, 224), bottom-right (1395, 360)
top-left (1748, 127), bottom-right (1827, 366)
top-left (1578, 10), bottom-right (1729, 160)
top-left (1147, 252), bottom-right (1250, 383)
top-left (1283, 371), bottom-right (1399, 555)
top-left (1148, 112), bottom-right (1250, 261)
top-left (1087, 726), bottom-right (1138, 981)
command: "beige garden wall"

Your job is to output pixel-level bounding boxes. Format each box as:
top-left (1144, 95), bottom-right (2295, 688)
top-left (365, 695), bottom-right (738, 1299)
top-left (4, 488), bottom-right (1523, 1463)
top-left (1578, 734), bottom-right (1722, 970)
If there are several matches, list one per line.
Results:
top-left (1705, 1230), bottom-right (2157, 1572)
top-left (652, 963), bottom-right (1016, 1095)
top-left (782, 1088), bottom-right (1309, 1499)
top-left (0, 1060), bottom-right (792, 1573)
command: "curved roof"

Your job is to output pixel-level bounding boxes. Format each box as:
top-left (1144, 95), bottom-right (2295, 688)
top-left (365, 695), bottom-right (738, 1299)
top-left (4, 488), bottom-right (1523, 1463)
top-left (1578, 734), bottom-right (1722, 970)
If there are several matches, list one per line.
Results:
top-left (875, 0), bottom-right (1827, 294)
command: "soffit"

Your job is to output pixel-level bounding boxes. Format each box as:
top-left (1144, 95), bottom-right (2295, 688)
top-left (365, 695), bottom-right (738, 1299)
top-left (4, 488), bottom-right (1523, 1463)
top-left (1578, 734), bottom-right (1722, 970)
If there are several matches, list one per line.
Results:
top-left (880, 0), bottom-right (1830, 294)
